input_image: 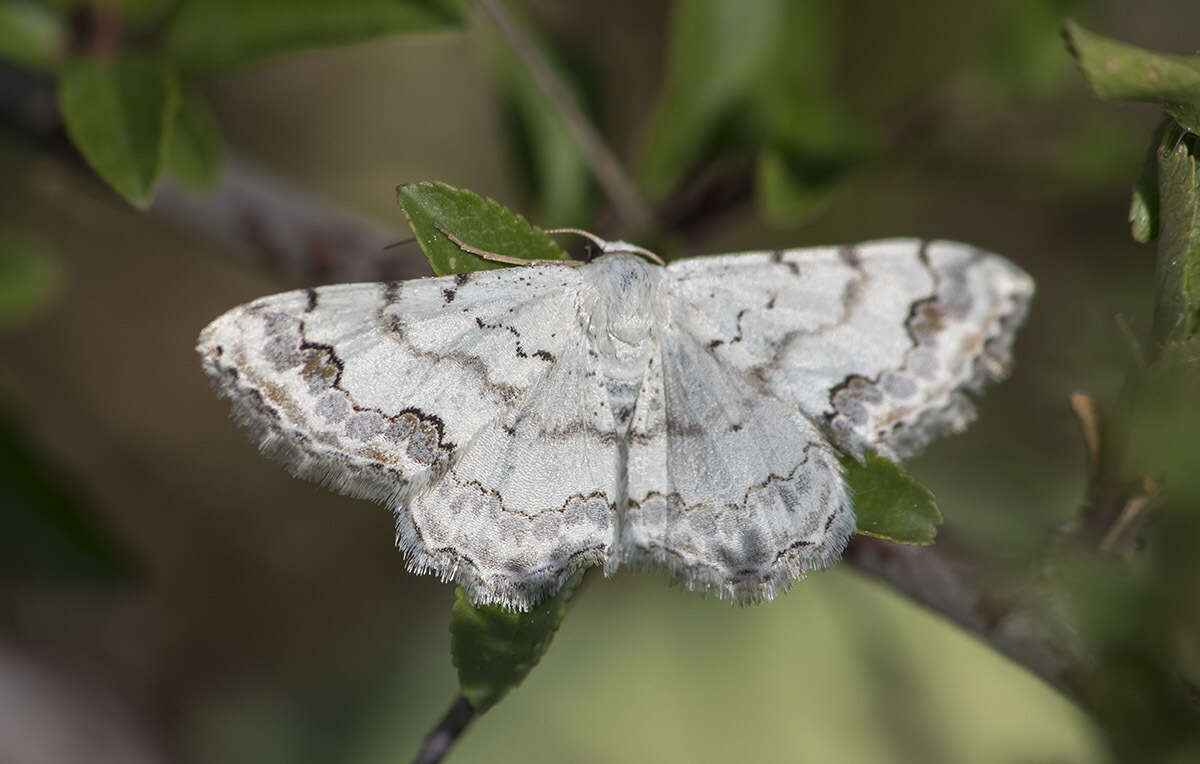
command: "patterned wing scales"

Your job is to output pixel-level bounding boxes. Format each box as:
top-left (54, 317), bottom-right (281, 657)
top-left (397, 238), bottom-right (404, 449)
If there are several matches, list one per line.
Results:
top-left (202, 237), bottom-right (1033, 611)
top-left (197, 265), bottom-right (596, 604)
top-left (665, 239), bottom-right (1034, 460)
top-left (404, 338), bottom-right (621, 609)
top-left (621, 324), bottom-right (854, 602)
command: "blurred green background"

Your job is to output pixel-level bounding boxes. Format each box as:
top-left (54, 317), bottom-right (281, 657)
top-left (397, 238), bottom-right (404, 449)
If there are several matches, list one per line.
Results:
top-left (2, 0), bottom-right (1197, 761)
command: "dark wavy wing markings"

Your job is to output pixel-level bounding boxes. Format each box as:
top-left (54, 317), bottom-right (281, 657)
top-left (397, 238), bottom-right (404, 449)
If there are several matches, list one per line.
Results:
top-left (197, 265), bottom-right (593, 603)
top-left (664, 239), bottom-right (1034, 459)
top-left (621, 320), bottom-right (854, 603)
top-left (402, 336), bottom-right (622, 610)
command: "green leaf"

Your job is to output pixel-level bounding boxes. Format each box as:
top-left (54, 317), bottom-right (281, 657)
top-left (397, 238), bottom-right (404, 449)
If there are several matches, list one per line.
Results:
top-left (166, 91), bottom-right (225, 192)
top-left (0, 231), bottom-right (59, 326)
top-left (1124, 337), bottom-right (1200, 491)
top-left (640, 1), bottom-right (868, 222)
top-left (451, 568), bottom-right (586, 713)
top-left (754, 86), bottom-right (876, 224)
top-left (492, 23), bottom-right (595, 227)
top-left (842, 451), bottom-right (942, 545)
top-left (164, 0), bottom-right (463, 73)
top-left (639, 0), bottom-right (789, 198)
top-left (1152, 123), bottom-right (1200, 342)
top-left (1064, 21), bottom-right (1200, 134)
top-left (1130, 120), bottom-right (1169, 244)
top-left (395, 181), bottom-right (567, 276)
top-left (638, 0), bottom-right (864, 205)
top-left (57, 55), bottom-right (180, 208)
top-left (0, 1), bottom-right (61, 71)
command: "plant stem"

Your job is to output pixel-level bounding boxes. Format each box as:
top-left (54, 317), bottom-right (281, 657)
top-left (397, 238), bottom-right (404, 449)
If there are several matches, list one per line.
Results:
top-left (412, 695), bottom-right (475, 764)
top-left (476, 0), bottom-right (655, 233)
top-left (843, 536), bottom-right (1085, 702)
top-left (153, 156), bottom-right (419, 285)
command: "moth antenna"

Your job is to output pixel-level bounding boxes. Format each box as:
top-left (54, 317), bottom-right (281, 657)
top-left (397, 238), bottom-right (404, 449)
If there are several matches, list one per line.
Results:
top-left (432, 222), bottom-right (585, 267)
top-left (383, 235), bottom-right (417, 250)
top-left (543, 227), bottom-right (666, 266)
top-left (542, 227), bottom-right (608, 248)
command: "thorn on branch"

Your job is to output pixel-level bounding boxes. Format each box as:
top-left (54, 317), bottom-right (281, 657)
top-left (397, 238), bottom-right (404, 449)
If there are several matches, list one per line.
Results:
top-left (1069, 392), bottom-right (1104, 488)
top-left (1099, 482), bottom-right (1158, 555)
top-left (1065, 393), bottom-right (1157, 555)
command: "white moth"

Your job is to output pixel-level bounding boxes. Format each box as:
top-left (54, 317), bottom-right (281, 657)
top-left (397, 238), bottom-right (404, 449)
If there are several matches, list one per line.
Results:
top-left (197, 234), bottom-right (1033, 610)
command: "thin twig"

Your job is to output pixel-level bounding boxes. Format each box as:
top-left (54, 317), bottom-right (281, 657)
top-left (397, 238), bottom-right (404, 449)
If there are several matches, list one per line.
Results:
top-left (1099, 492), bottom-right (1156, 554)
top-left (1065, 391), bottom-right (1139, 546)
top-left (412, 695), bottom-right (476, 764)
top-left (0, 61), bottom-right (423, 287)
top-left (153, 160), bottom-right (423, 286)
top-left (844, 536), bottom-right (1085, 701)
top-left (476, 0), bottom-right (655, 233)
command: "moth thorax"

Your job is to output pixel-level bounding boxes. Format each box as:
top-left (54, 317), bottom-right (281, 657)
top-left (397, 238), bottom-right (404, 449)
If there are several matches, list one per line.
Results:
top-left (582, 253), bottom-right (660, 432)
top-left (588, 253), bottom-right (659, 347)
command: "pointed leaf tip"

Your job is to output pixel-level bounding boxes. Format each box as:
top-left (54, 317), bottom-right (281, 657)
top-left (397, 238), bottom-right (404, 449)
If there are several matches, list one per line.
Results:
top-left (1064, 21), bottom-right (1200, 134)
top-left (396, 182), bottom-right (567, 275)
top-left (843, 451), bottom-right (942, 545)
top-left (450, 567), bottom-right (586, 713)
top-left (58, 56), bottom-right (180, 208)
